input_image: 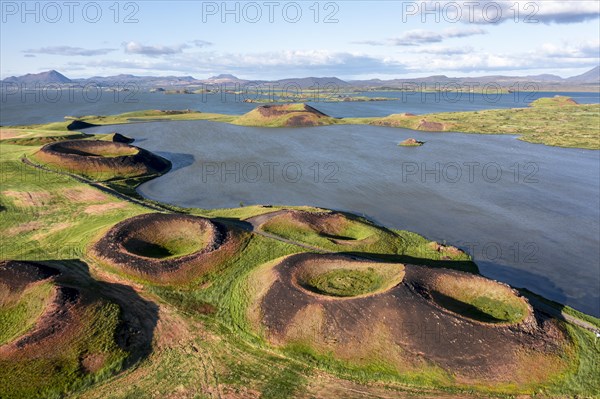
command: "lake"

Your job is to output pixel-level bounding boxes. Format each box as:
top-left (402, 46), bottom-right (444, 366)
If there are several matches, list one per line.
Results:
top-left (84, 120), bottom-right (600, 317)
top-left (2, 89), bottom-right (599, 125)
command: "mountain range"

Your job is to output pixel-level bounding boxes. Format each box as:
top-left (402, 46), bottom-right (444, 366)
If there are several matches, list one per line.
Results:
top-left (2, 67), bottom-right (599, 89)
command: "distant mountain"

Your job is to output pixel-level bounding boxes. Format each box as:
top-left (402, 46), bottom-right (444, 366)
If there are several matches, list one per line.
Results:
top-left (2, 70), bottom-right (71, 85)
top-left (2, 67), bottom-right (598, 89)
top-left (567, 66), bottom-right (600, 83)
top-left (349, 67), bottom-right (599, 88)
top-left (74, 74), bottom-right (201, 86)
top-left (527, 73), bottom-right (564, 82)
top-left (198, 75), bottom-right (352, 88)
top-left (209, 74), bottom-right (239, 80)
top-left (273, 77), bottom-right (350, 88)
top-left (202, 74), bottom-right (249, 84)
top-left (0, 70), bottom-right (202, 87)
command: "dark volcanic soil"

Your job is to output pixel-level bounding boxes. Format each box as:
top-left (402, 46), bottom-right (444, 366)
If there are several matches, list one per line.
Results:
top-left (255, 104), bottom-right (331, 127)
top-left (11, 286), bottom-right (80, 350)
top-left (0, 260), bottom-right (60, 291)
top-left (257, 104), bottom-right (329, 118)
top-left (67, 120), bottom-right (99, 131)
top-left (36, 139), bottom-right (171, 178)
top-left (92, 213), bottom-right (234, 279)
top-left (111, 132), bottom-right (135, 143)
top-left (0, 261), bottom-right (81, 352)
top-left (258, 253), bottom-right (570, 384)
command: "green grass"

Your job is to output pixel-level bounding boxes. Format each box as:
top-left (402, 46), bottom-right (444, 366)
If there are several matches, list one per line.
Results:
top-left (304, 268), bottom-right (384, 297)
top-left (372, 96), bottom-right (600, 149)
top-left (0, 281), bottom-right (54, 344)
top-left (260, 212), bottom-right (404, 254)
top-left (1, 128), bottom-right (599, 398)
top-left (433, 292), bottom-right (527, 324)
top-left (0, 143), bottom-right (148, 262)
top-left (431, 275), bottom-right (529, 324)
top-left (122, 230), bottom-right (209, 259)
top-left (0, 301), bottom-right (128, 399)
top-left (0, 133), bottom-right (90, 146)
top-left (76, 109), bottom-right (237, 125)
top-left (545, 325), bottom-right (600, 397)
top-left (519, 288), bottom-right (600, 329)
top-left (232, 103), bottom-right (336, 127)
top-left (281, 340), bottom-right (454, 389)
top-left (124, 238), bottom-right (193, 259)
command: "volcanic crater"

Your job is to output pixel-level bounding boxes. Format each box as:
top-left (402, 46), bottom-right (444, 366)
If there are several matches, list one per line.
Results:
top-left (253, 209), bottom-right (402, 252)
top-left (0, 261), bottom-right (129, 380)
top-left (34, 139), bottom-right (171, 180)
top-left (91, 213), bottom-right (238, 282)
top-left (250, 253), bottom-right (571, 385)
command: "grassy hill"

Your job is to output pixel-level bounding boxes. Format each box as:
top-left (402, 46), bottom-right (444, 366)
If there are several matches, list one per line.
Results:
top-left (233, 103), bottom-right (336, 127)
top-left (370, 96), bottom-right (600, 149)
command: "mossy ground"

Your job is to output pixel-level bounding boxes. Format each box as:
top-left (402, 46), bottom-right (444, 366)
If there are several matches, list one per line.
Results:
top-left (431, 274), bottom-right (530, 324)
top-left (259, 212), bottom-right (404, 254)
top-left (371, 96), bottom-right (600, 149)
top-left (121, 225), bottom-right (211, 259)
top-left (0, 300), bottom-right (128, 399)
top-left (304, 268), bottom-right (384, 297)
top-left (0, 281), bottom-right (54, 344)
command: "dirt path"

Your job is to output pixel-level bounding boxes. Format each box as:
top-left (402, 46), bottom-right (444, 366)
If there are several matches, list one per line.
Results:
top-left (244, 210), bottom-right (336, 253)
top-left (527, 297), bottom-right (599, 333)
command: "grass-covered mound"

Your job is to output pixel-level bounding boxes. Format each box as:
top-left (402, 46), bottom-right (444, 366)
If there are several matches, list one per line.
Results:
top-left (248, 253), bottom-right (571, 389)
top-left (253, 209), bottom-right (403, 254)
top-left (33, 139), bottom-right (171, 181)
top-left (370, 96), bottom-right (600, 149)
top-left (294, 257), bottom-right (404, 298)
top-left (234, 103), bottom-right (336, 127)
top-left (0, 261), bottom-right (131, 399)
top-left (90, 213), bottom-right (242, 284)
top-left (427, 273), bottom-right (530, 324)
top-left (0, 261), bottom-right (60, 345)
top-left (0, 133), bottom-right (90, 146)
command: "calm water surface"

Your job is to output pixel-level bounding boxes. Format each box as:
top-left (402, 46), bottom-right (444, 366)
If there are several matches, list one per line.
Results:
top-left (84, 121), bottom-right (600, 316)
top-left (2, 90), bottom-right (598, 125)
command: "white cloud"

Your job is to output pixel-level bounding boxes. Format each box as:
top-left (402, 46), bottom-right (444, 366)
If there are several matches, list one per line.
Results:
top-left (420, 1), bottom-right (600, 24)
top-left (61, 39), bottom-right (599, 78)
top-left (415, 46), bottom-right (475, 55)
top-left (399, 40), bottom-right (599, 73)
top-left (122, 41), bottom-right (188, 56)
top-left (122, 40), bottom-right (212, 56)
top-left (356, 27), bottom-right (487, 47)
top-left (65, 50), bottom-right (408, 78)
top-left (23, 46), bottom-right (115, 56)
top-left (540, 41), bottom-right (600, 58)
top-left (191, 40), bottom-right (213, 47)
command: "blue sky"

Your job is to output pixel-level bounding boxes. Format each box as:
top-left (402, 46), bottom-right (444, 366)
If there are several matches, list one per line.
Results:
top-left (1, 1), bottom-right (599, 79)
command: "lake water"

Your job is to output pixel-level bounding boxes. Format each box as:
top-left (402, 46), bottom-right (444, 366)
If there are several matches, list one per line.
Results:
top-left (4, 91), bottom-right (599, 316)
top-left (2, 89), bottom-right (599, 126)
top-left (84, 121), bottom-right (600, 316)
